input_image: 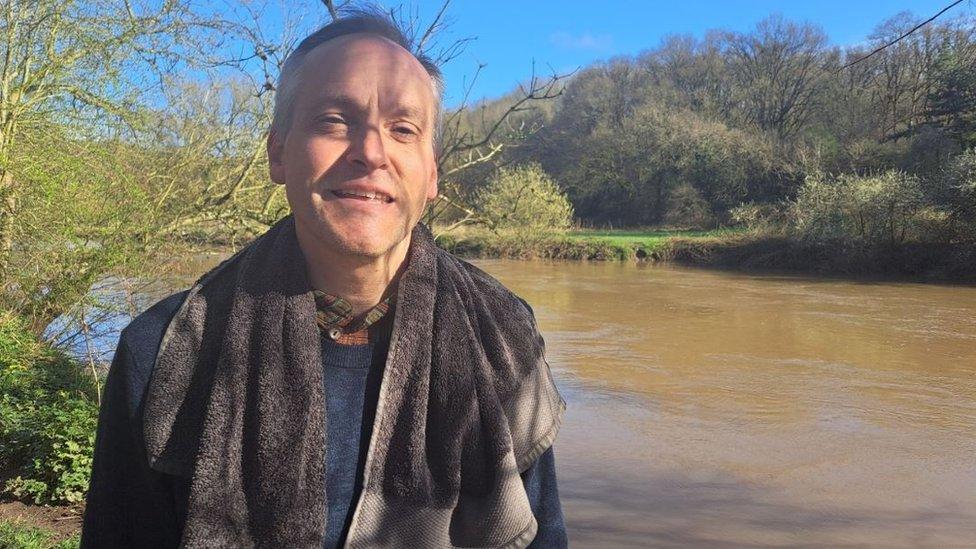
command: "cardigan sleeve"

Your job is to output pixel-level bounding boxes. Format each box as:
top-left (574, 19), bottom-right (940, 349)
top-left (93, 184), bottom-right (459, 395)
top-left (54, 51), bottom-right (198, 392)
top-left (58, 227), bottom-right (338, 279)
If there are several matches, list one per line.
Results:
top-left (80, 334), bottom-right (183, 548)
top-left (521, 447), bottom-right (569, 548)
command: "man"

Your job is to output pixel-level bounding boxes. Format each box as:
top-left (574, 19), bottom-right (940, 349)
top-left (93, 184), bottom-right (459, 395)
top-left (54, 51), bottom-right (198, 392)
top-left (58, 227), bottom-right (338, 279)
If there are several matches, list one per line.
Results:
top-left (81, 9), bottom-right (567, 549)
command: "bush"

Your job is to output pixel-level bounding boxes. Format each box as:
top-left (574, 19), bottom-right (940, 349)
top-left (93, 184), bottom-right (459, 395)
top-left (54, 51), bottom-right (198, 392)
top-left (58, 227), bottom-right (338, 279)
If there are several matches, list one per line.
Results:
top-left (0, 313), bottom-right (98, 505)
top-left (791, 171), bottom-right (926, 244)
top-left (477, 163), bottom-right (574, 233)
top-left (936, 149), bottom-right (976, 242)
top-left (729, 201), bottom-right (792, 234)
top-left (664, 184), bottom-right (715, 228)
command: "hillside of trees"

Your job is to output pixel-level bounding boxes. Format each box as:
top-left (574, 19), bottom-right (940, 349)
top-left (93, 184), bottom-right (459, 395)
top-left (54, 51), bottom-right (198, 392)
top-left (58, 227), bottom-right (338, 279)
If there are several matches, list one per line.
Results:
top-left (447, 12), bottom-right (976, 244)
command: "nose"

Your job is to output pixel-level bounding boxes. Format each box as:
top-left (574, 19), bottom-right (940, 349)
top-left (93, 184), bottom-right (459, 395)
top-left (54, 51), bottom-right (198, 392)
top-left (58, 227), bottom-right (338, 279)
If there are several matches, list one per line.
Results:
top-left (347, 124), bottom-right (389, 171)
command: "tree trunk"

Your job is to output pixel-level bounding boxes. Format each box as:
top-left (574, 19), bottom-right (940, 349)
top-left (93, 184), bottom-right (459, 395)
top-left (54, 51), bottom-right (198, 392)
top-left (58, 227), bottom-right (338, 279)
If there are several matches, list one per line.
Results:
top-left (0, 168), bottom-right (14, 282)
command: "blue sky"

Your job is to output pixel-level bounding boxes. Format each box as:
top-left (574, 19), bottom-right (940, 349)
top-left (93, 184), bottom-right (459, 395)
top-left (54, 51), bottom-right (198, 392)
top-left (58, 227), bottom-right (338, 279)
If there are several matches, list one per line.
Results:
top-left (268, 1), bottom-right (973, 107)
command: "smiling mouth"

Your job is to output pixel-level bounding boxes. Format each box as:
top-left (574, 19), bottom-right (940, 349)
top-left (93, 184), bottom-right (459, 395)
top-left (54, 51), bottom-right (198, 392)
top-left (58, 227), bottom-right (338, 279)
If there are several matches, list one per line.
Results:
top-left (331, 190), bottom-right (394, 203)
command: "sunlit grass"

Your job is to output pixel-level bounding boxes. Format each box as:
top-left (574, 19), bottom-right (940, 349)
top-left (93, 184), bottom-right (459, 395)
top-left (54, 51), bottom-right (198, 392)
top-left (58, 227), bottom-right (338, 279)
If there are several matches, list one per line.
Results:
top-left (433, 225), bottom-right (747, 261)
top-left (0, 519), bottom-right (79, 549)
top-left (566, 227), bottom-right (745, 246)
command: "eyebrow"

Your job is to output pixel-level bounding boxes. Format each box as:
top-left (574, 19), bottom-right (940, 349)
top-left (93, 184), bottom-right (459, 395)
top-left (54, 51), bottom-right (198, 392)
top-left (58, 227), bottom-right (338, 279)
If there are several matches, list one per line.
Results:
top-left (309, 94), bottom-right (364, 115)
top-left (309, 94), bottom-right (430, 125)
top-left (389, 104), bottom-right (429, 124)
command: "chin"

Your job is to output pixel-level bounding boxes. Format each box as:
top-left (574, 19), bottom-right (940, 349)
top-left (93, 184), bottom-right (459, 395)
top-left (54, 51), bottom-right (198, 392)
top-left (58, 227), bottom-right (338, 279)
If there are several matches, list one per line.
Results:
top-left (334, 237), bottom-right (393, 258)
top-left (294, 203), bottom-right (415, 260)
top-left (327, 223), bottom-right (409, 259)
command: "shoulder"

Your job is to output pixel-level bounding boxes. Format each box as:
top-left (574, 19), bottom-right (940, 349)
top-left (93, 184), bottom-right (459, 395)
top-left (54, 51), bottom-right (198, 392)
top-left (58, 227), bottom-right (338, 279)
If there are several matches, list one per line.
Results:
top-left (97, 290), bottom-right (189, 424)
top-left (433, 250), bottom-right (566, 468)
top-left (434, 248), bottom-right (536, 322)
top-left (120, 291), bottom-right (190, 368)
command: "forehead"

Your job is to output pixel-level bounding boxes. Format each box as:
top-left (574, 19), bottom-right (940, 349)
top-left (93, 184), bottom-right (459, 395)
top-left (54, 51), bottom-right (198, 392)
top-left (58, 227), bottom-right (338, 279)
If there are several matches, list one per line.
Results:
top-left (297, 33), bottom-right (436, 120)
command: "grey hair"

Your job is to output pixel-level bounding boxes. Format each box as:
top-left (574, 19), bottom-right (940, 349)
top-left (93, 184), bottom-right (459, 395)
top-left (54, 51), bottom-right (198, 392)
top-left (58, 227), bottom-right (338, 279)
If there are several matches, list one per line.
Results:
top-left (271, 8), bottom-right (445, 146)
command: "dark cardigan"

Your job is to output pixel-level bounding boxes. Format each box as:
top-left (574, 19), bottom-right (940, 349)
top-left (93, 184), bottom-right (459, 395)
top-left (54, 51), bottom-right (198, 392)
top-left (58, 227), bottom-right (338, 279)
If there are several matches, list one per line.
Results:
top-left (82, 291), bottom-right (568, 547)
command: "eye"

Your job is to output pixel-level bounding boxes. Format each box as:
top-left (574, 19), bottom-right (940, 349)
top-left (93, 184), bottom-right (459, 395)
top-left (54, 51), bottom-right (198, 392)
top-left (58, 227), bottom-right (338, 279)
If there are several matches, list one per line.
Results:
top-left (391, 123), bottom-right (421, 140)
top-left (316, 114), bottom-right (346, 126)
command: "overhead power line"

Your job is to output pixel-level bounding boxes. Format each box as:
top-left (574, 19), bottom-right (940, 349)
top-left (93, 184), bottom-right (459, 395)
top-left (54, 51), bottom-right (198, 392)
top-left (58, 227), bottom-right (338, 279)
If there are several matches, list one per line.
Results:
top-left (841, 0), bottom-right (967, 70)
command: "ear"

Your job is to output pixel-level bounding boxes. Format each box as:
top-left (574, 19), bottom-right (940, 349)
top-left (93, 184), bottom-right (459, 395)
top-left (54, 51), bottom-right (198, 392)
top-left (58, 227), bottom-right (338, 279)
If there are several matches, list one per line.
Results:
top-left (267, 130), bottom-right (286, 185)
top-left (425, 160), bottom-right (438, 201)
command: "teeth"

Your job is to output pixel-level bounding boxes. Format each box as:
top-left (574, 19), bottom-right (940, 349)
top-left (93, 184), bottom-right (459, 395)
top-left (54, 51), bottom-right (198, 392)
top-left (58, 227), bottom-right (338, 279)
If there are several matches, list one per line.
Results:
top-left (335, 190), bottom-right (391, 202)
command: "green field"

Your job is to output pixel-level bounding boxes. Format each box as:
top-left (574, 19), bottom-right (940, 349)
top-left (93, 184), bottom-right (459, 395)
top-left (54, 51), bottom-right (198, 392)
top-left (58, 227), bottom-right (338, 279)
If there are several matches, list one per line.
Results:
top-left (566, 228), bottom-right (743, 246)
top-left (434, 226), bottom-right (747, 261)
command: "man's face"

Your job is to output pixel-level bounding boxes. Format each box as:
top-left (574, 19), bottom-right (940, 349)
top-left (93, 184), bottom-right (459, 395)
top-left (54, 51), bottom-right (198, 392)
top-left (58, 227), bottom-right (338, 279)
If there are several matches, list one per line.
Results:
top-left (268, 33), bottom-right (438, 258)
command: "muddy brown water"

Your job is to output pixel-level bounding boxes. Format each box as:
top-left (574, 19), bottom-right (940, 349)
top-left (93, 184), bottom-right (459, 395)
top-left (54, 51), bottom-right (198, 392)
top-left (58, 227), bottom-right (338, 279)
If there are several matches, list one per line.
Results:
top-left (476, 260), bottom-right (976, 548)
top-left (118, 255), bottom-right (976, 547)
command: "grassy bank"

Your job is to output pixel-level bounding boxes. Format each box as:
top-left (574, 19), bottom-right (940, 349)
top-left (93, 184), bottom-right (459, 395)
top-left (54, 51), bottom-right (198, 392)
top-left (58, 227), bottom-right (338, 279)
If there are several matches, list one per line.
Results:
top-left (435, 227), bottom-right (976, 283)
top-left (435, 228), bottom-right (741, 261)
top-left (667, 235), bottom-right (976, 283)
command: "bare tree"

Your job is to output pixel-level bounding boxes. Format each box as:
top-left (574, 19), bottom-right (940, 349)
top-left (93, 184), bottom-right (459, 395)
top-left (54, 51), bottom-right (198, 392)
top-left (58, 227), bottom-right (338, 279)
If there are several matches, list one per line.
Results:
top-left (725, 15), bottom-right (830, 140)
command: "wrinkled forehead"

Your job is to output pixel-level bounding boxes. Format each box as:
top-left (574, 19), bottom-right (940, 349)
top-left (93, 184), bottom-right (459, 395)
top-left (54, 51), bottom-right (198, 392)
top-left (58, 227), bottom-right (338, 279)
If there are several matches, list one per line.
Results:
top-left (296, 33), bottom-right (437, 123)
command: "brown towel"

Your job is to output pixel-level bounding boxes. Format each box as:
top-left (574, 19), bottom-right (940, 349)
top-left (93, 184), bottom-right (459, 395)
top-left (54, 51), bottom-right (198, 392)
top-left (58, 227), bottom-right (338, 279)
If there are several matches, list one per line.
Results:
top-left (142, 215), bottom-right (565, 548)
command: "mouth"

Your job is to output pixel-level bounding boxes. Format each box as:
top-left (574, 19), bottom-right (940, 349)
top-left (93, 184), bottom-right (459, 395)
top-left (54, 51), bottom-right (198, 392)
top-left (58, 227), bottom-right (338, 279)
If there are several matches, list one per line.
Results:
top-left (331, 189), bottom-right (394, 204)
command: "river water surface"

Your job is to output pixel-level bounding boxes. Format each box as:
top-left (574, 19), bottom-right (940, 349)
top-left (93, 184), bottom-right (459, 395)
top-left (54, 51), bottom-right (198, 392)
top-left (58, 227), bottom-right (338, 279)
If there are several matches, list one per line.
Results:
top-left (92, 257), bottom-right (976, 547)
top-left (475, 260), bottom-right (976, 547)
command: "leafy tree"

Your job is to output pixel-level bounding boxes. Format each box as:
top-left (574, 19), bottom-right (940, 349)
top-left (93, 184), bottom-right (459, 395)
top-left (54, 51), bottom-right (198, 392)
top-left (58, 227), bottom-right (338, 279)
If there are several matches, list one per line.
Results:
top-left (926, 46), bottom-right (976, 147)
top-left (476, 163), bottom-right (573, 232)
top-left (936, 148), bottom-right (976, 241)
top-left (0, 0), bottom-right (203, 279)
top-left (792, 171), bottom-right (926, 244)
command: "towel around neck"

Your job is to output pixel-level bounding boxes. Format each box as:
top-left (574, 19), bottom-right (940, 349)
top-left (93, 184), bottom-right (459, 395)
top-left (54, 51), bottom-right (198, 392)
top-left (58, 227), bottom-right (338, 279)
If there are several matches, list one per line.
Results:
top-left (142, 215), bottom-right (566, 548)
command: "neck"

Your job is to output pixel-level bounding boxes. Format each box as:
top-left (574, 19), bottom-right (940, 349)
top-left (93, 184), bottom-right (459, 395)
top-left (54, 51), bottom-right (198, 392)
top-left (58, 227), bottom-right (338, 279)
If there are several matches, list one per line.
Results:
top-left (295, 227), bottom-right (410, 316)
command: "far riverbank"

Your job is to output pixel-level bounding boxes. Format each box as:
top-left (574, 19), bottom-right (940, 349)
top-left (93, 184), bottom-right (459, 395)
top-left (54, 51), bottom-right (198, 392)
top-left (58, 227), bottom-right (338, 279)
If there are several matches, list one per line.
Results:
top-left (435, 229), bottom-right (976, 284)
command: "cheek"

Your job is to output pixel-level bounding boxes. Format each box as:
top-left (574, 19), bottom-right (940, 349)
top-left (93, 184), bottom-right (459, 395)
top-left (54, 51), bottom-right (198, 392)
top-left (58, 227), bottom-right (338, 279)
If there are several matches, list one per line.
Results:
top-left (399, 153), bottom-right (436, 202)
top-left (287, 136), bottom-right (344, 182)
top-left (283, 180), bottom-right (312, 213)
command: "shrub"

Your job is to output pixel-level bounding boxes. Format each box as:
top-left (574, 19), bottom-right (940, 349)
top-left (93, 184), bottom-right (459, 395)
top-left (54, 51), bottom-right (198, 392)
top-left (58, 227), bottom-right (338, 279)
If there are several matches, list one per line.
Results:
top-left (664, 184), bottom-right (715, 228)
top-left (729, 201), bottom-right (792, 234)
top-left (0, 313), bottom-right (98, 505)
top-left (477, 163), bottom-right (574, 233)
top-left (791, 171), bottom-right (926, 244)
top-left (936, 149), bottom-right (976, 242)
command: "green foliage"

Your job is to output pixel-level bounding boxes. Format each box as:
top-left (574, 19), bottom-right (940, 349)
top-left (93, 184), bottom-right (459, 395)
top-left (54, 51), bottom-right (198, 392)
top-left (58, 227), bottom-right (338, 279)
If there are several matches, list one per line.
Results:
top-left (0, 519), bottom-right (79, 549)
top-left (439, 232), bottom-right (636, 261)
top-left (926, 46), bottom-right (976, 148)
top-left (730, 202), bottom-right (791, 234)
top-left (476, 164), bottom-right (574, 232)
top-left (937, 149), bottom-right (976, 241)
top-left (791, 171), bottom-right (926, 244)
top-left (465, 12), bottom-right (976, 236)
top-left (0, 314), bottom-right (98, 505)
top-left (5, 127), bottom-right (156, 334)
top-left (541, 99), bottom-right (787, 226)
top-left (664, 184), bottom-right (715, 228)
top-left (0, 3), bottom-right (280, 336)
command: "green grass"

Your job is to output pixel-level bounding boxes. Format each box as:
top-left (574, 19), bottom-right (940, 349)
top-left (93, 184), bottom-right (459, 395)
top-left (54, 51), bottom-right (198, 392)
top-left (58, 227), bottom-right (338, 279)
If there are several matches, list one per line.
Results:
top-left (0, 519), bottom-right (79, 549)
top-left (566, 228), bottom-right (744, 246)
top-left (434, 226), bottom-right (745, 261)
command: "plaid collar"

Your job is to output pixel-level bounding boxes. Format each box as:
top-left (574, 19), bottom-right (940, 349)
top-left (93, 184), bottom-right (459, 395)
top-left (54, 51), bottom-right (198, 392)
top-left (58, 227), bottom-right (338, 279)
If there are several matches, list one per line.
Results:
top-left (312, 289), bottom-right (394, 345)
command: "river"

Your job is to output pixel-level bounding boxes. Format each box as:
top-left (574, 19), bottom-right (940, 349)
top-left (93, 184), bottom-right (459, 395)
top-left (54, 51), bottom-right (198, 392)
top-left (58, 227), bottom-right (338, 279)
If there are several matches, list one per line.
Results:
top-left (480, 260), bottom-right (976, 547)
top-left (78, 257), bottom-right (976, 547)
